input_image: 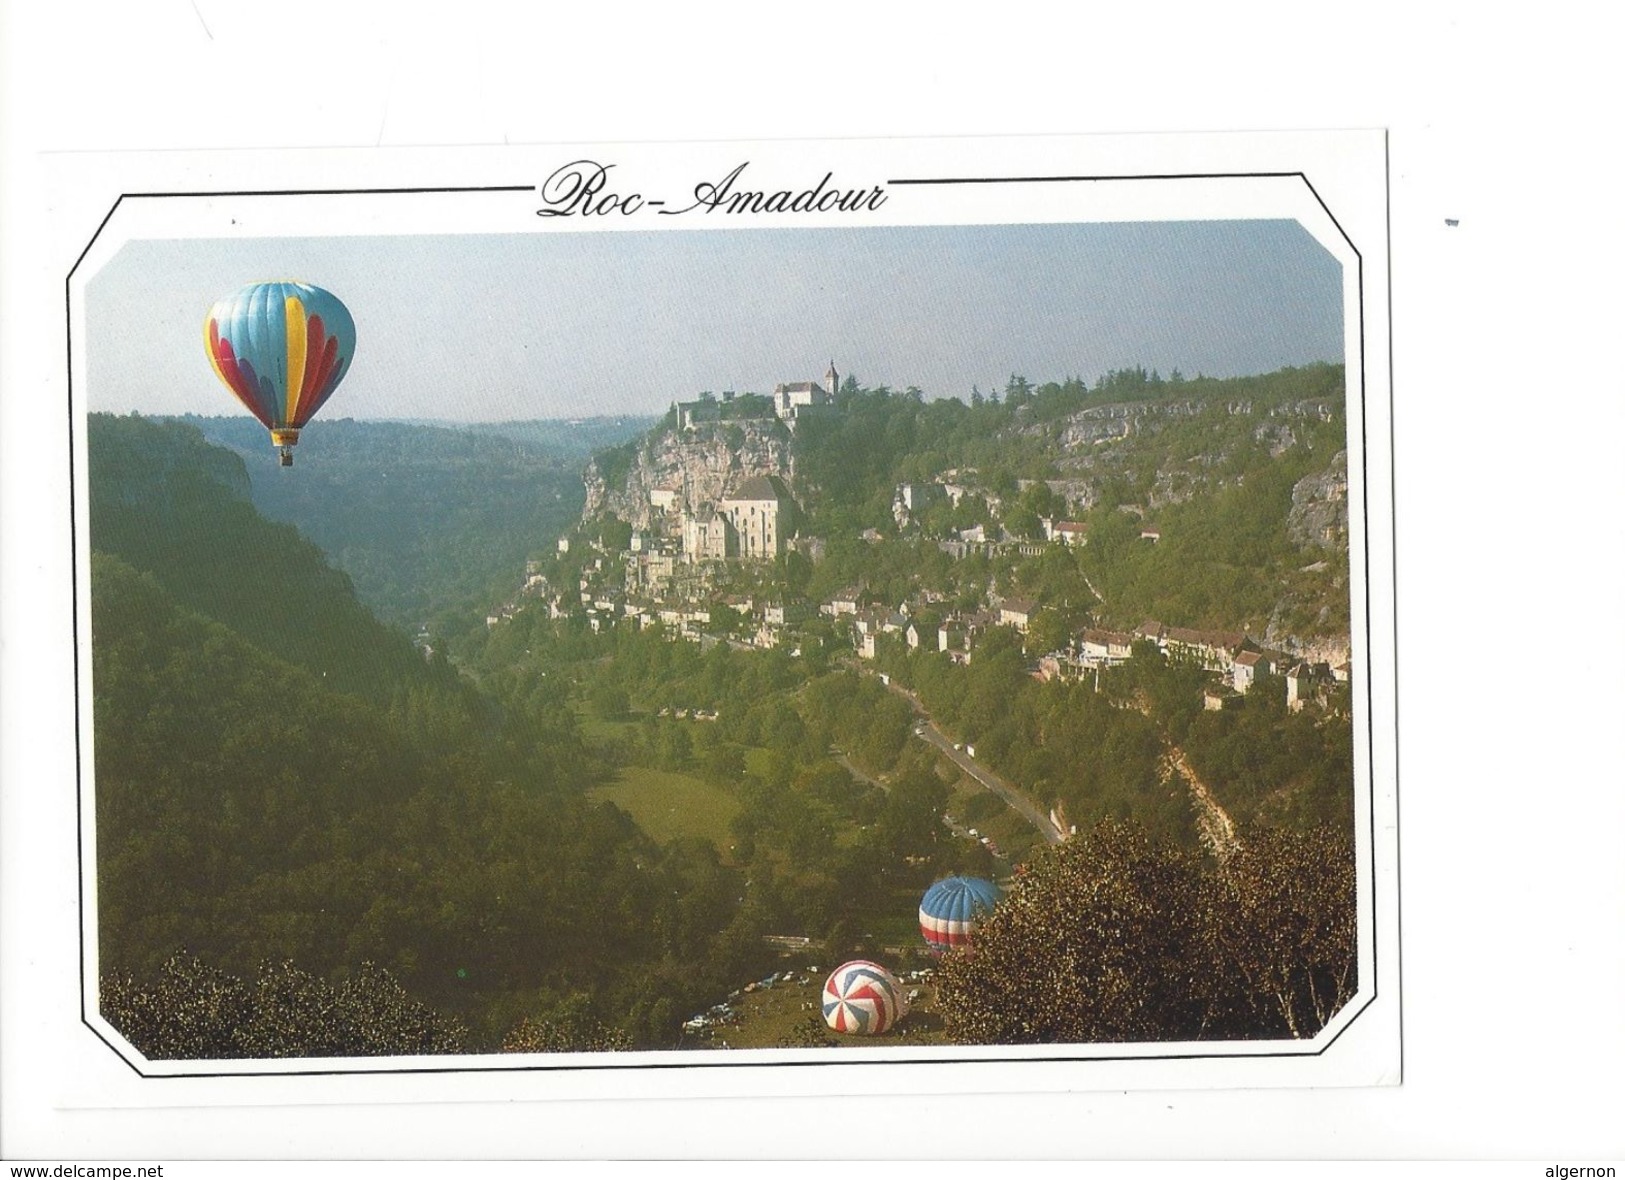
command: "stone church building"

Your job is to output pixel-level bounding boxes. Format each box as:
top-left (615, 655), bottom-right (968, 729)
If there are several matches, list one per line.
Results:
top-left (679, 473), bottom-right (797, 563)
top-left (719, 473), bottom-right (795, 559)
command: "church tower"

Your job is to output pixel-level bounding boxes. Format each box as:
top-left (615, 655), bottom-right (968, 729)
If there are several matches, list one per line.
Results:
top-left (823, 360), bottom-right (839, 401)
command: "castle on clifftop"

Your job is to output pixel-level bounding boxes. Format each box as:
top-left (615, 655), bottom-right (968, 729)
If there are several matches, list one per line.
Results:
top-left (771, 360), bottom-right (839, 422)
top-left (676, 360), bottom-right (840, 431)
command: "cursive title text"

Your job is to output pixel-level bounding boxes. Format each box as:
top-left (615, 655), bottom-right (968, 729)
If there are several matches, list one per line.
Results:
top-left (536, 160), bottom-right (888, 219)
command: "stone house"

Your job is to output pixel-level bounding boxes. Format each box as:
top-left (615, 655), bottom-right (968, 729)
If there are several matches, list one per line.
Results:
top-left (824, 588), bottom-right (862, 617)
top-left (1164, 626), bottom-right (1250, 672)
top-left (896, 482), bottom-right (942, 512)
top-left (1050, 520), bottom-right (1089, 546)
top-left (764, 601), bottom-right (809, 627)
top-left (1233, 649), bottom-right (1275, 693)
top-left (1286, 662), bottom-right (1328, 712)
top-left (682, 505), bottom-right (735, 563)
top-left (999, 599), bottom-right (1038, 632)
top-left (1080, 628), bottom-right (1135, 668)
top-left (894, 481), bottom-right (944, 526)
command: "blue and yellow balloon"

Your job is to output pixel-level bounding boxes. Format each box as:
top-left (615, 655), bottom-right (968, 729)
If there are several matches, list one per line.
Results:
top-left (204, 281), bottom-right (355, 466)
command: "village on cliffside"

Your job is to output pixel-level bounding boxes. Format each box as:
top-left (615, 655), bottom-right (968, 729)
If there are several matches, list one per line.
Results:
top-left (488, 360), bottom-right (1354, 718)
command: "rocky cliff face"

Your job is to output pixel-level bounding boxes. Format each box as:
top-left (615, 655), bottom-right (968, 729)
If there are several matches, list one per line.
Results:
top-left (1033, 399), bottom-right (1343, 514)
top-left (1286, 452), bottom-right (1349, 550)
top-left (582, 419), bottom-right (795, 531)
top-left (1262, 627), bottom-right (1353, 670)
top-left (1050, 398), bottom-right (1338, 449)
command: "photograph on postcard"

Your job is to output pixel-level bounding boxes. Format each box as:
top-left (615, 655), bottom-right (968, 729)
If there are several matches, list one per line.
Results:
top-left (66, 141), bottom-right (1391, 1079)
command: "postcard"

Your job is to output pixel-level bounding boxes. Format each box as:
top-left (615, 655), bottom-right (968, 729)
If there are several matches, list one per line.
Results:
top-left (40, 129), bottom-right (1396, 1107)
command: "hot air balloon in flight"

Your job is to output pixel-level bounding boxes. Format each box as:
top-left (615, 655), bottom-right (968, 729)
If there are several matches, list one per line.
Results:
top-left (918, 875), bottom-right (1000, 954)
top-left (203, 281), bottom-right (356, 466)
top-left (821, 960), bottom-right (907, 1035)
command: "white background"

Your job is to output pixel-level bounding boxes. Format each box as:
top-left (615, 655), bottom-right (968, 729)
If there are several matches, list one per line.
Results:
top-left (3, 0), bottom-right (1622, 1162)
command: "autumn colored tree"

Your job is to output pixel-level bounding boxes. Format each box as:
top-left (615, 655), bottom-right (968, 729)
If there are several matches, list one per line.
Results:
top-left (935, 821), bottom-right (1215, 1043)
top-left (500, 995), bottom-right (634, 1053)
top-left (1203, 825), bottom-right (1358, 1038)
top-left (935, 821), bottom-right (1357, 1044)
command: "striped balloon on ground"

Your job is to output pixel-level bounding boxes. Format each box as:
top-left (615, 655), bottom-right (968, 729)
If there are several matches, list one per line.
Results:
top-left (918, 875), bottom-right (1000, 954)
top-left (821, 960), bottom-right (906, 1035)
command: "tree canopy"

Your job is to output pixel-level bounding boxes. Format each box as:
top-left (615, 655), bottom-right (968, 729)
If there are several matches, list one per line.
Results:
top-left (935, 821), bottom-right (1357, 1043)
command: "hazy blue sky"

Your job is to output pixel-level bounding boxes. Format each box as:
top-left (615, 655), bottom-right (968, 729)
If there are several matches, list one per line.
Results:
top-left (87, 220), bottom-right (1341, 422)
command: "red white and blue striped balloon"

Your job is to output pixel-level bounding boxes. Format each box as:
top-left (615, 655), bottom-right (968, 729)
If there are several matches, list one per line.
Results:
top-left (821, 960), bottom-right (906, 1035)
top-left (918, 875), bottom-right (1000, 953)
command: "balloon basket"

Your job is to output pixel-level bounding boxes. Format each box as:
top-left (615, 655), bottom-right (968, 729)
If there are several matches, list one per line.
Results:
top-left (270, 429), bottom-right (300, 467)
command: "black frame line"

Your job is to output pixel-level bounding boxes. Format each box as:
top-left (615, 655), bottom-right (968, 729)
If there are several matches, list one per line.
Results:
top-left (64, 168), bottom-right (1393, 1079)
top-left (1382, 132), bottom-right (1404, 1082)
top-left (886, 171), bottom-right (1305, 186)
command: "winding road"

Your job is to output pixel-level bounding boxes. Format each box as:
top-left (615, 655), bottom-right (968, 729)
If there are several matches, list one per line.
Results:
top-left (831, 748), bottom-right (1026, 865)
top-left (910, 717), bottom-right (1066, 845)
top-left (855, 668), bottom-right (1239, 856)
top-left (856, 669), bottom-right (1066, 845)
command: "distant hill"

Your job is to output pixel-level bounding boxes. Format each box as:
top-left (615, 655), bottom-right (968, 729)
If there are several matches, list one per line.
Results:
top-left (175, 414), bottom-right (650, 632)
top-left (454, 416), bottom-right (659, 453)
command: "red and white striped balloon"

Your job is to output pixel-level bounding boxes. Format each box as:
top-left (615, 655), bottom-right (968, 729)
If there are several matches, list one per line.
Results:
top-left (821, 960), bottom-right (906, 1035)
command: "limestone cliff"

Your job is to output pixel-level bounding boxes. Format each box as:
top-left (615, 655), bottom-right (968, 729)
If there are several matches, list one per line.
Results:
top-left (1031, 398), bottom-right (1344, 515)
top-left (582, 418), bottom-right (795, 531)
top-left (1049, 397), bottom-right (1338, 450)
top-left (1286, 451), bottom-right (1350, 550)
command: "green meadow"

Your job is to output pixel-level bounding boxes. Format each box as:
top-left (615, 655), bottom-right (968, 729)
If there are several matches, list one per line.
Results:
top-left (588, 765), bottom-right (742, 853)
